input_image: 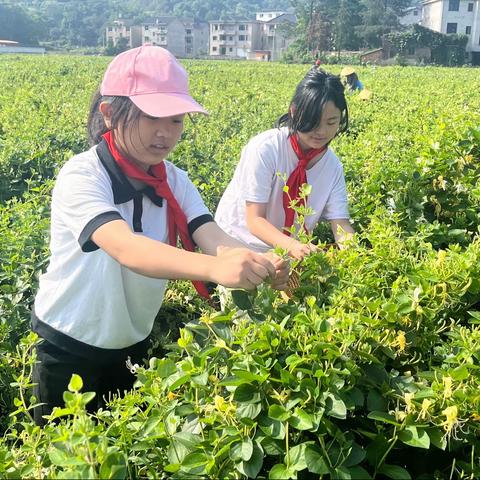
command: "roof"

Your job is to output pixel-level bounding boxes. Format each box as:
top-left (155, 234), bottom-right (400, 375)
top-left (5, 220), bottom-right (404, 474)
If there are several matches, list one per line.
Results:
top-left (265, 13), bottom-right (297, 24)
top-left (143, 16), bottom-right (178, 25)
top-left (0, 39), bottom-right (19, 45)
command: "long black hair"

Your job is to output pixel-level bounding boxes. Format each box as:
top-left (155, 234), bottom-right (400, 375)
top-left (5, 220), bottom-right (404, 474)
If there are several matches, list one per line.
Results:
top-left (87, 89), bottom-right (143, 147)
top-left (275, 67), bottom-right (348, 137)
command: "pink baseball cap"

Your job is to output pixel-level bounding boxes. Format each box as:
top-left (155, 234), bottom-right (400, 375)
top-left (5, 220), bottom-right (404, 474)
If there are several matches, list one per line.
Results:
top-left (100, 45), bottom-right (207, 117)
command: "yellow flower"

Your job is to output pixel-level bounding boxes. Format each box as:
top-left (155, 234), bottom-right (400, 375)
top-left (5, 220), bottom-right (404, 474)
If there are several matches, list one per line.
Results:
top-left (404, 392), bottom-right (415, 414)
top-left (396, 331), bottom-right (406, 352)
top-left (214, 395), bottom-right (226, 412)
top-left (419, 399), bottom-right (433, 420)
top-left (442, 376), bottom-right (453, 399)
top-left (441, 405), bottom-right (458, 434)
top-left (167, 391), bottom-right (176, 401)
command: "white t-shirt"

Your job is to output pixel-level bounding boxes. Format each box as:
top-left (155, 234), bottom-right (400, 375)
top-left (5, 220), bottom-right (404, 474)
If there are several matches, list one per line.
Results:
top-left (33, 142), bottom-right (212, 352)
top-left (215, 127), bottom-right (350, 252)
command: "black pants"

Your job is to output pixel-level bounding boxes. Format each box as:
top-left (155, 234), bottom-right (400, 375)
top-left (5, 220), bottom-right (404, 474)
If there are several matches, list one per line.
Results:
top-left (32, 337), bottom-right (149, 426)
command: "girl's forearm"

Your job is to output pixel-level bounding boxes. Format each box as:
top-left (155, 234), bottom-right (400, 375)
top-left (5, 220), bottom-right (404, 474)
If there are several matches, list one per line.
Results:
top-left (92, 220), bottom-right (217, 281)
top-left (247, 216), bottom-right (298, 251)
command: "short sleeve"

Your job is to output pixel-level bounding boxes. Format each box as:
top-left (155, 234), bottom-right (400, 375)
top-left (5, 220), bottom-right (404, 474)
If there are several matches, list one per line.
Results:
top-left (179, 174), bottom-right (212, 227)
top-left (52, 163), bottom-right (123, 250)
top-left (238, 139), bottom-right (277, 204)
top-left (320, 167), bottom-right (350, 220)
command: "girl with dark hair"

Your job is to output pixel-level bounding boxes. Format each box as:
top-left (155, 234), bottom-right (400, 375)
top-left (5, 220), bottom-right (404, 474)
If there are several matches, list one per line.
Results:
top-left (31, 46), bottom-right (288, 426)
top-left (215, 66), bottom-right (354, 260)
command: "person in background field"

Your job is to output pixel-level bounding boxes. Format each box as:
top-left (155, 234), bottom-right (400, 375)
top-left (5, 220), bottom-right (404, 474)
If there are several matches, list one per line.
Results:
top-left (31, 45), bottom-right (289, 426)
top-left (340, 67), bottom-right (364, 92)
top-left (215, 65), bottom-right (355, 262)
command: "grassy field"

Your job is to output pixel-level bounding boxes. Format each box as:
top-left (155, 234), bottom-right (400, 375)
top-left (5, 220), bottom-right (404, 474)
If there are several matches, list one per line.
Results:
top-left (0, 56), bottom-right (479, 479)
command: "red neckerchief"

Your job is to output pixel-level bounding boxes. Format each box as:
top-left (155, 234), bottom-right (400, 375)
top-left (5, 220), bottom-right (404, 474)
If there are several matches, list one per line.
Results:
top-left (283, 134), bottom-right (328, 235)
top-left (102, 130), bottom-right (210, 299)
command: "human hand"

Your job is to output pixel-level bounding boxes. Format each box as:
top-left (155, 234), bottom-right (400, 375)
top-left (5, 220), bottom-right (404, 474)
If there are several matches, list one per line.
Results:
top-left (213, 248), bottom-right (275, 290)
top-left (287, 241), bottom-right (317, 261)
top-left (262, 252), bottom-right (290, 290)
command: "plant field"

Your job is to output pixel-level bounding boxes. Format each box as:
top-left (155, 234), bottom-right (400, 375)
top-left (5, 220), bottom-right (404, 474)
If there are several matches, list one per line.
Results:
top-left (0, 55), bottom-right (479, 479)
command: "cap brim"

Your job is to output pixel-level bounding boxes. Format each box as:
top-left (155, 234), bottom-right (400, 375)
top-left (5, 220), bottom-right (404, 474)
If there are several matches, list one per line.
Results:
top-left (130, 92), bottom-right (208, 117)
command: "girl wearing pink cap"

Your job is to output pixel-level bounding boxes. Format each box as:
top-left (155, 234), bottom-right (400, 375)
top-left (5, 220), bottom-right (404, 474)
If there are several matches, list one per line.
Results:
top-left (31, 46), bottom-right (288, 426)
top-left (215, 66), bottom-right (355, 261)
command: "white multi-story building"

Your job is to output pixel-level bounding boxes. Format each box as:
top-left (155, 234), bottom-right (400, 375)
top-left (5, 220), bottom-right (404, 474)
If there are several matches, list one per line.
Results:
top-left (209, 20), bottom-right (263, 58)
top-left (423, 0), bottom-right (479, 51)
top-left (106, 17), bottom-right (208, 57)
top-left (260, 13), bottom-right (296, 61)
top-left (105, 19), bottom-right (142, 48)
top-left (399, 5), bottom-right (424, 25)
top-left (256, 11), bottom-right (286, 21)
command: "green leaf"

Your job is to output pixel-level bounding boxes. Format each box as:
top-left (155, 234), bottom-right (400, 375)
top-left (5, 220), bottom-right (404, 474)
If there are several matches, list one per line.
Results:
top-left (234, 383), bottom-right (261, 403)
top-left (269, 463), bottom-right (297, 479)
top-left (231, 289), bottom-right (254, 310)
top-left (399, 426), bottom-right (430, 449)
top-left (268, 404), bottom-right (291, 422)
top-left (428, 428), bottom-right (447, 450)
top-left (99, 452), bottom-right (127, 480)
top-left (258, 414), bottom-right (286, 440)
top-left (156, 359), bottom-right (177, 378)
top-left (325, 394), bottom-right (347, 419)
top-left (173, 432), bottom-right (201, 450)
top-left (180, 452), bottom-right (209, 475)
top-left (230, 438), bottom-right (253, 462)
top-left (367, 411), bottom-right (401, 426)
top-left (286, 442), bottom-right (308, 472)
top-left (288, 408), bottom-right (314, 430)
top-left (377, 464), bottom-right (412, 480)
top-left (68, 373), bottom-right (83, 393)
top-left (350, 466), bottom-right (373, 479)
top-left (236, 401), bottom-right (262, 420)
top-left (49, 448), bottom-right (85, 467)
top-left (305, 445), bottom-right (329, 475)
top-left (450, 365), bottom-right (469, 381)
top-left (237, 442), bottom-right (264, 479)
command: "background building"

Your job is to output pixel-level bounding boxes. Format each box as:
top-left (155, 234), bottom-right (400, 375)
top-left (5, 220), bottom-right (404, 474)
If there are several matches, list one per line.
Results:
top-left (106, 19), bottom-right (142, 49)
top-left (209, 20), bottom-right (263, 58)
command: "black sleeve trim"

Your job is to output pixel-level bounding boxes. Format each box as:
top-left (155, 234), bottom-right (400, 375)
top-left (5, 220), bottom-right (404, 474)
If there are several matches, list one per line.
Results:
top-left (79, 211), bottom-right (124, 252)
top-left (188, 214), bottom-right (214, 237)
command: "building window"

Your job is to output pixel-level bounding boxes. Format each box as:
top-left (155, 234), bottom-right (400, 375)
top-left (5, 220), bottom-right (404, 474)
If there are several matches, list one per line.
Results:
top-left (220, 47), bottom-right (226, 54)
top-left (144, 36), bottom-right (150, 41)
top-left (161, 36), bottom-right (166, 42)
top-left (220, 35), bottom-right (226, 40)
top-left (239, 24), bottom-right (246, 30)
top-left (214, 24), bottom-right (218, 30)
top-left (186, 29), bottom-right (192, 34)
top-left (212, 46), bottom-right (217, 51)
top-left (468, 2), bottom-right (474, 12)
top-left (239, 35), bottom-right (245, 41)
top-left (466, 26), bottom-right (472, 35)
top-left (414, 9), bottom-right (418, 16)
top-left (212, 35), bottom-right (217, 40)
top-left (229, 47), bottom-right (233, 52)
top-left (448, 0), bottom-right (459, 11)
top-left (446, 23), bottom-right (457, 34)
top-left (108, 27), bottom-right (112, 31)
top-left (229, 36), bottom-right (233, 40)
top-left (186, 37), bottom-right (192, 43)
top-left (186, 47), bottom-right (193, 54)
top-left (145, 25), bottom-right (149, 30)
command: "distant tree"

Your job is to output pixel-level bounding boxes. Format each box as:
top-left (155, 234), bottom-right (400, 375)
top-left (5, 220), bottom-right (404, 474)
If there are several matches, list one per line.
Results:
top-left (356, 0), bottom-right (411, 48)
top-left (0, 4), bottom-right (46, 45)
top-left (334, 0), bottom-right (362, 51)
